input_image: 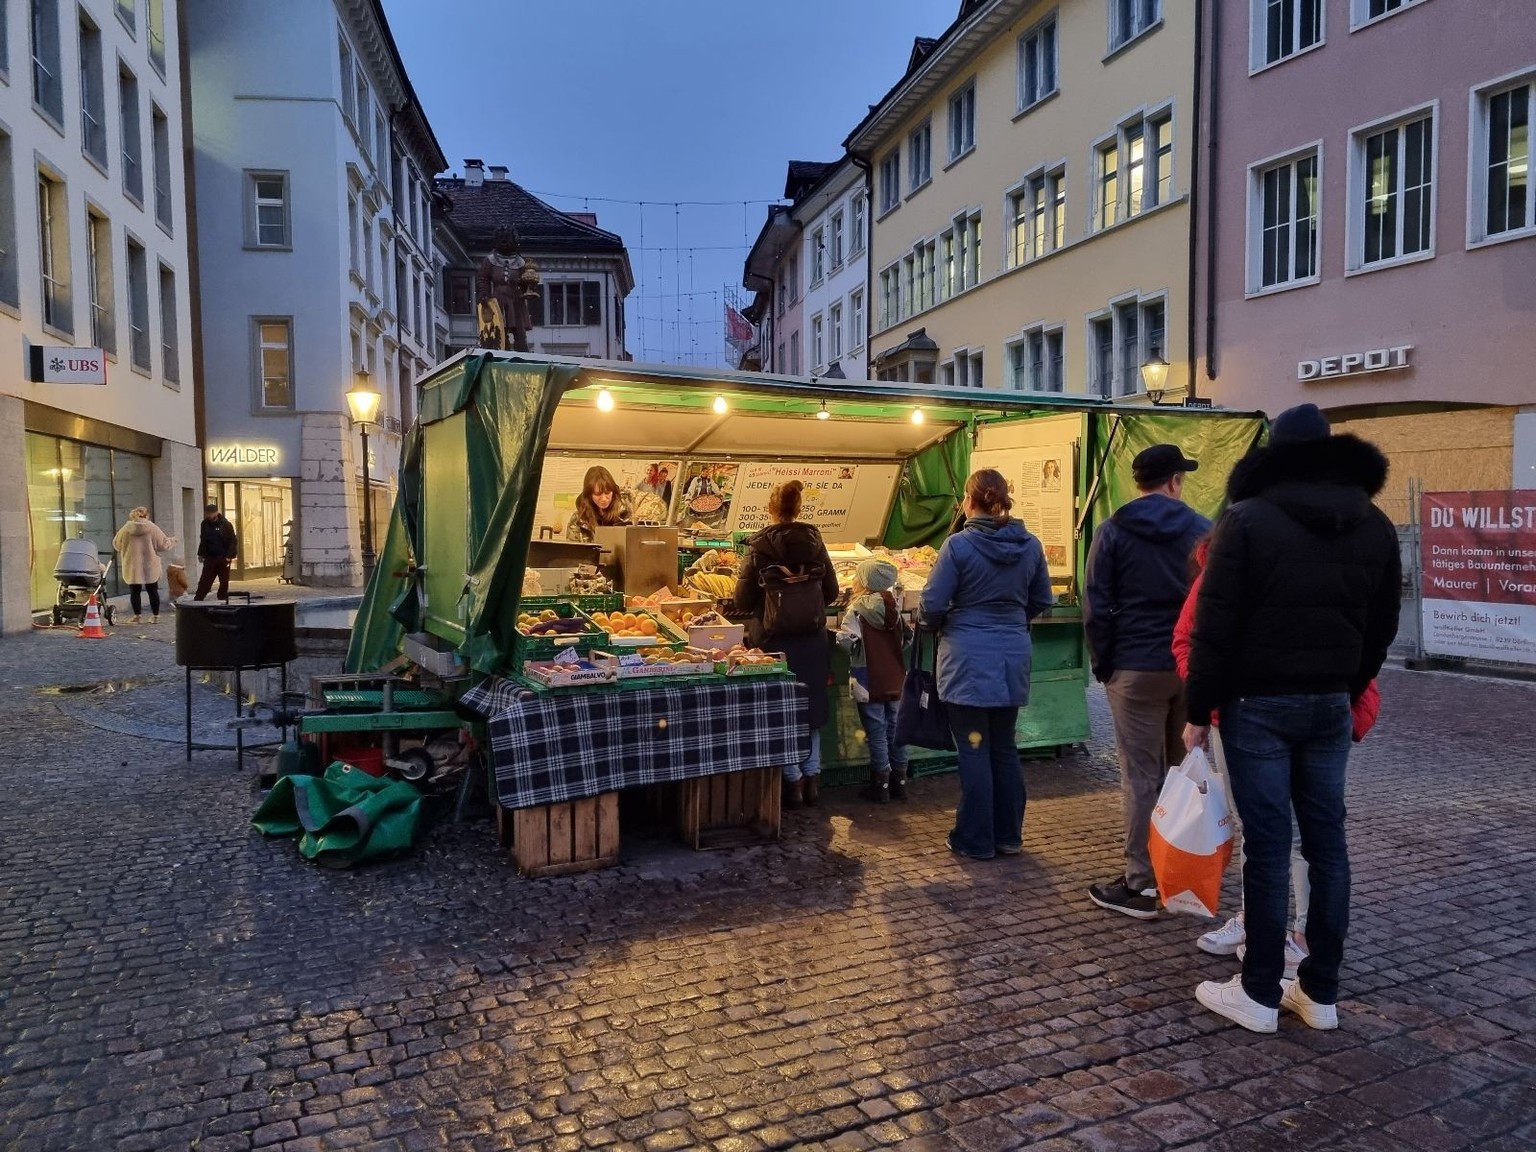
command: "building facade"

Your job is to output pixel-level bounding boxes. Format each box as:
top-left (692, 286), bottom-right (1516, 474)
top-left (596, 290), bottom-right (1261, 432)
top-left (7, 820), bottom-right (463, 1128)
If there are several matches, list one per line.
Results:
top-left (1197, 0), bottom-right (1536, 520)
top-left (0, 0), bottom-right (201, 631)
top-left (849, 0), bottom-right (1196, 398)
top-left (187, 0), bottom-right (445, 584)
top-left (435, 161), bottom-right (633, 362)
top-left (795, 158), bottom-right (871, 380)
top-left (743, 198), bottom-right (804, 376)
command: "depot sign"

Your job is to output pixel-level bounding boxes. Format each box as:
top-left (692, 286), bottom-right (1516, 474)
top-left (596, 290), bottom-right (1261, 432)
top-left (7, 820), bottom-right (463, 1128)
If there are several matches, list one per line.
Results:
top-left (1297, 344), bottom-right (1412, 382)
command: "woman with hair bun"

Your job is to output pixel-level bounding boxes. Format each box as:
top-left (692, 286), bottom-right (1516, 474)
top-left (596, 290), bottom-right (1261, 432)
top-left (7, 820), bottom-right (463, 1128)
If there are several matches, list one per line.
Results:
top-left (920, 468), bottom-right (1053, 859)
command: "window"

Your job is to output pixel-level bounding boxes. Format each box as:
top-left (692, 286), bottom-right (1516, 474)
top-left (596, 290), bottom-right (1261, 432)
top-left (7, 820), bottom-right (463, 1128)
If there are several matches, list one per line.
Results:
top-left (787, 254), bottom-right (799, 302)
top-left (1094, 295), bottom-right (1165, 397)
top-left (1110, 0), bottom-right (1161, 51)
top-left (878, 265), bottom-right (900, 330)
top-left (1352, 0), bottom-right (1425, 26)
top-left (939, 232), bottom-right (955, 299)
top-left (1090, 315), bottom-right (1114, 397)
top-left (256, 319), bottom-right (292, 408)
top-left (378, 234), bottom-right (390, 302)
top-left (339, 34), bottom-right (355, 123)
top-left (942, 210), bottom-right (982, 294)
top-left (1252, 149), bottom-right (1319, 290)
top-left (1097, 110), bottom-right (1172, 227)
top-left (1115, 301), bottom-right (1140, 396)
top-left (545, 281), bottom-right (602, 327)
top-left (776, 280), bottom-right (786, 318)
top-left (830, 211), bottom-right (845, 267)
top-left (120, 65), bottom-right (142, 204)
top-left (1009, 325), bottom-right (1065, 392)
top-left (953, 349), bottom-right (984, 388)
top-left (0, 132), bottom-right (18, 308)
top-left (829, 302), bottom-right (843, 361)
top-left (810, 227), bottom-right (825, 285)
top-left (362, 214), bottom-right (374, 292)
top-left (916, 240), bottom-right (936, 312)
top-left (125, 236), bottom-right (149, 369)
top-left (879, 150), bottom-right (900, 214)
top-left (87, 210), bottom-right (114, 352)
top-left (158, 265), bottom-right (177, 383)
top-left (346, 193), bottom-right (359, 275)
top-left (789, 330), bottom-right (801, 375)
top-left (1475, 78), bottom-right (1534, 242)
top-left (79, 14), bottom-right (108, 167)
top-left (354, 68), bottom-right (370, 151)
top-left (948, 81), bottom-right (976, 161)
top-left (849, 289), bottom-right (865, 349)
top-left (1255, 0), bottom-right (1322, 68)
top-left (1018, 14), bottom-right (1059, 111)
top-left (395, 255), bottom-right (409, 327)
top-left (909, 122), bottom-right (932, 190)
top-left (1010, 166), bottom-right (1067, 266)
top-left (811, 314), bottom-right (824, 370)
top-left (37, 171), bottom-right (70, 333)
top-left (151, 105), bottom-right (171, 231)
top-left (116, 0), bottom-right (133, 33)
top-left (247, 172), bottom-right (289, 247)
top-left (1353, 111), bottom-right (1434, 268)
top-left (374, 111), bottom-right (388, 176)
top-left (142, 0), bottom-right (164, 76)
top-left (850, 195), bottom-right (867, 254)
top-left (31, 0), bottom-right (64, 123)
top-left (901, 255), bottom-right (915, 321)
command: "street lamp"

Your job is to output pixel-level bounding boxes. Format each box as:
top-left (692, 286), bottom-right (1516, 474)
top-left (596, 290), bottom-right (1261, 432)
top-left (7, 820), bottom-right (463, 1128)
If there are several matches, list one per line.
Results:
top-left (345, 367), bottom-right (382, 582)
top-left (1140, 351), bottom-right (1171, 406)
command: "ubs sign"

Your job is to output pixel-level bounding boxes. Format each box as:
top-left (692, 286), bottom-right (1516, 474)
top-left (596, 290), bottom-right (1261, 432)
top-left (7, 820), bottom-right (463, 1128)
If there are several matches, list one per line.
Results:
top-left (1298, 344), bottom-right (1413, 382)
top-left (207, 443), bottom-right (281, 468)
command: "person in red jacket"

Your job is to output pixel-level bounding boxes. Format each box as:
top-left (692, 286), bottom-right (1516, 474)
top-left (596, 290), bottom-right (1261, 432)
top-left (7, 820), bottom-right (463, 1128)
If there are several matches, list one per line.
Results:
top-left (1171, 536), bottom-right (1382, 974)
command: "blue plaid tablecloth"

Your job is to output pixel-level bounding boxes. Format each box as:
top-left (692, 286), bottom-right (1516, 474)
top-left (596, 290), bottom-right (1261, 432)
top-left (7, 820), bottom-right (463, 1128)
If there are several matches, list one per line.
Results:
top-left (461, 676), bottom-right (810, 809)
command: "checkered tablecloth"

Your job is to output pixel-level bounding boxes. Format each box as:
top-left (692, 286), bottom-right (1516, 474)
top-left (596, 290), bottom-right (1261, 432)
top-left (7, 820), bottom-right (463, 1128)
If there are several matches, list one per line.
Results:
top-left (466, 677), bottom-right (810, 809)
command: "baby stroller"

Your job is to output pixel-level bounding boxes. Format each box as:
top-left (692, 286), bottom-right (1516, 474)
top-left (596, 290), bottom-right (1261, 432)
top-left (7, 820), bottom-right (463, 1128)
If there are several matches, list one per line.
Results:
top-left (51, 538), bottom-right (116, 627)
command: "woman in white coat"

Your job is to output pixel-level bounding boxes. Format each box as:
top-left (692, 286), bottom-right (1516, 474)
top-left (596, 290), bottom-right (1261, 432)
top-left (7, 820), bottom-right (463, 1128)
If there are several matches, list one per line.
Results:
top-left (112, 507), bottom-right (176, 623)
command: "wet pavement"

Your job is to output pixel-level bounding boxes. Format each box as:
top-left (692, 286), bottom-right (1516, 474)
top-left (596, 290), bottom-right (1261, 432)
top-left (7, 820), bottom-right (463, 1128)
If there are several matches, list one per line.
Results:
top-left (0, 604), bottom-right (1532, 1151)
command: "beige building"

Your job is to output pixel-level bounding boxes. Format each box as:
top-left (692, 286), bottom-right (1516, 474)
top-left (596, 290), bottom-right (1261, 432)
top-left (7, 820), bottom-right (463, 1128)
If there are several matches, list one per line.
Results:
top-left (848, 0), bottom-right (1196, 401)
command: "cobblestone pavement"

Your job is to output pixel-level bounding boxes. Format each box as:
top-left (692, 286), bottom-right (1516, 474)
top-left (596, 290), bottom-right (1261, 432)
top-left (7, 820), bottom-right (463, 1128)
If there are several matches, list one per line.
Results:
top-left (1, 620), bottom-right (1532, 1152)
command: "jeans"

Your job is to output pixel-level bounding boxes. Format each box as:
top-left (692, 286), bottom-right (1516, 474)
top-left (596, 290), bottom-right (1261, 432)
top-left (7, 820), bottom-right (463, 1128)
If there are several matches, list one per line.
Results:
top-left (783, 729), bottom-right (821, 782)
top-left (1221, 694), bottom-right (1352, 1009)
top-left (1211, 730), bottom-right (1310, 933)
top-left (858, 701), bottom-right (908, 779)
top-left (128, 582), bottom-right (161, 617)
top-left (194, 558), bottom-right (232, 601)
top-left (1105, 669), bottom-right (1185, 891)
top-left (946, 704), bottom-right (1023, 857)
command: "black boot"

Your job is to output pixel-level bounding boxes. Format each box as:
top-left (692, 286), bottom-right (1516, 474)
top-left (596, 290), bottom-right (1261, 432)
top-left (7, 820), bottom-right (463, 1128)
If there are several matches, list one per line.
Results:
top-left (889, 765), bottom-right (909, 801)
top-left (783, 778), bottom-right (804, 809)
top-left (860, 773), bottom-right (890, 804)
top-left (803, 775), bottom-right (820, 806)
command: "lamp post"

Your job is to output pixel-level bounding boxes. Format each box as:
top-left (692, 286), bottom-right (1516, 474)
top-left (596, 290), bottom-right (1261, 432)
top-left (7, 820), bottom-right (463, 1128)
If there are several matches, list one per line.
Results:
top-left (1140, 350), bottom-right (1171, 406)
top-left (345, 368), bottom-right (382, 582)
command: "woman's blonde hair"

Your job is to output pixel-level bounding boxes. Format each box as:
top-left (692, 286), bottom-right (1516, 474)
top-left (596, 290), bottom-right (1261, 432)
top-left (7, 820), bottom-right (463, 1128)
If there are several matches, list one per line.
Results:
top-left (767, 480), bottom-right (803, 523)
top-left (130, 506), bottom-right (150, 520)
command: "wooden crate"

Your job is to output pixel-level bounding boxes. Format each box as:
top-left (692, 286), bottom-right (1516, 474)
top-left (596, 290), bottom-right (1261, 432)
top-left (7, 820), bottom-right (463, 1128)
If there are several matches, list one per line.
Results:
top-left (676, 765), bottom-right (781, 850)
top-left (496, 793), bottom-right (620, 878)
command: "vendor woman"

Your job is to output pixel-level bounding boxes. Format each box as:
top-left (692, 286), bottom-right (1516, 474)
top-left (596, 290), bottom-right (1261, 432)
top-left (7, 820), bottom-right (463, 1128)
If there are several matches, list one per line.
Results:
top-left (565, 466), bottom-right (633, 542)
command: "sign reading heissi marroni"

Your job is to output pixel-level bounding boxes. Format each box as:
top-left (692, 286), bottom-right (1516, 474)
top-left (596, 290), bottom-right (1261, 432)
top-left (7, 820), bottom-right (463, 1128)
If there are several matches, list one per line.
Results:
top-left (1420, 490), bottom-right (1536, 665)
top-left (28, 346), bottom-right (107, 385)
top-left (207, 443), bottom-right (282, 468)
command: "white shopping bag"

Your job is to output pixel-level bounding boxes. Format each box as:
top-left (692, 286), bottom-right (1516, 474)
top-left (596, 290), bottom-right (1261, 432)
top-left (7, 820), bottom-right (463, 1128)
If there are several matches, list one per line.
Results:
top-left (1148, 747), bottom-right (1235, 918)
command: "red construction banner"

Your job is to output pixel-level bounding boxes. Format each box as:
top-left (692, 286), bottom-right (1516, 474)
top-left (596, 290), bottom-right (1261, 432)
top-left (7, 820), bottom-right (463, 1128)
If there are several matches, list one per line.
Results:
top-left (1420, 490), bottom-right (1536, 663)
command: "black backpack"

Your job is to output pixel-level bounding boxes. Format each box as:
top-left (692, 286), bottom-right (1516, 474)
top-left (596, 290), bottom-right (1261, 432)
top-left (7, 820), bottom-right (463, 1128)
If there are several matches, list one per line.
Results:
top-left (758, 563), bottom-right (827, 638)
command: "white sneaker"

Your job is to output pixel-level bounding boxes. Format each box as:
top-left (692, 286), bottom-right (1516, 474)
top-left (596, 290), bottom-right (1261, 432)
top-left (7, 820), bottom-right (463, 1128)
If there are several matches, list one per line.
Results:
top-left (1236, 936), bottom-right (1308, 980)
top-left (1197, 915), bottom-right (1246, 956)
top-left (1281, 980), bottom-right (1339, 1030)
top-left (1196, 974), bottom-right (1278, 1033)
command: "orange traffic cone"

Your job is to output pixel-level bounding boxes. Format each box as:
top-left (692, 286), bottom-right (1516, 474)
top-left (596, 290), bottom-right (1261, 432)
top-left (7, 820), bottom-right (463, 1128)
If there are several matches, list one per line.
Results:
top-left (79, 593), bottom-right (108, 639)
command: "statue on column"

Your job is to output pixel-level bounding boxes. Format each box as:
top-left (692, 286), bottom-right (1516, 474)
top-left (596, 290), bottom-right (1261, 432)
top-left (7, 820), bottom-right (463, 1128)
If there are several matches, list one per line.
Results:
top-left (476, 228), bottom-right (541, 352)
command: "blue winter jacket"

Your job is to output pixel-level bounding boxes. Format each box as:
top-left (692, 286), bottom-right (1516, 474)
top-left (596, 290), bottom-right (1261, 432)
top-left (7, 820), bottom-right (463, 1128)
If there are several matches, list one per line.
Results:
top-left (919, 517), bottom-right (1054, 708)
top-left (1083, 493), bottom-right (1210, 682)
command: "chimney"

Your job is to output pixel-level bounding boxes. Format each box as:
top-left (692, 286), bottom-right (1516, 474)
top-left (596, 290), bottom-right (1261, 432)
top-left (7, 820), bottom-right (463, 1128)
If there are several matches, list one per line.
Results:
top-left (464, 158), bottom-right (485, 188)
top-left (488, 165), bottom-right (509, 182)
top-left (567, 212), bottom-right (598, 227)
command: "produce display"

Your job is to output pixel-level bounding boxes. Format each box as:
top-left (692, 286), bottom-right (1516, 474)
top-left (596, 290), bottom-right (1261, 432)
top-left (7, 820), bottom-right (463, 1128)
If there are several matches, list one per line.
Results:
top-left (685, 571), bottom-right (737, 600)
top-left (516, 608), bottom-right (596, 637)
top-left (589, 610), bottom-right (661, 639)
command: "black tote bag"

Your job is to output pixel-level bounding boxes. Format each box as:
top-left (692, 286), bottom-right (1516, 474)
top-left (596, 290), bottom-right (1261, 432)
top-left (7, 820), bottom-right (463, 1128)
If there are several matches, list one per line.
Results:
top-left (895, 628), bottom-right (954, 751)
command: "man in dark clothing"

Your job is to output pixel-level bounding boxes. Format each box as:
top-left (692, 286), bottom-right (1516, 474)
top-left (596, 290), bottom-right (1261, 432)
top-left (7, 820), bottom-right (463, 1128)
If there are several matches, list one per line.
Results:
top-left (1085, 444), bottom-right (1211, 919)
top-left (194, 503), bottom-right (238, 602)
top-left (1186, 404), bottom-right (1400, 1034)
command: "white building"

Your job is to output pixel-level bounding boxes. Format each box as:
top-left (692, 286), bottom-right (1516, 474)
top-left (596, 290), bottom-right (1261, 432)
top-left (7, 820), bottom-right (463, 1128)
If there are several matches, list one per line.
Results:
top-left (793, 158), bottom-right (870, 381)
top-left (0, 0), bottom-right (201, 631)
top-left (187, 0), bottom-right (445, 584)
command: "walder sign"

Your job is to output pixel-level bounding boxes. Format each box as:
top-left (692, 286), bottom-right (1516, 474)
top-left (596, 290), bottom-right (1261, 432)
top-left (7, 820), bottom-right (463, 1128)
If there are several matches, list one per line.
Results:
top-left (1298, 344), bottom-right (1412, 381)
top-left (1420, 490), bottom-right (1536, 664)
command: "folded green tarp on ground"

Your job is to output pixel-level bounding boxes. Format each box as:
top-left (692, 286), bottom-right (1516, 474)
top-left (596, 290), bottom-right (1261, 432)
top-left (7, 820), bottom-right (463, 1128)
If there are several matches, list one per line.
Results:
top-left (252, 762), bottom-right (423, 868)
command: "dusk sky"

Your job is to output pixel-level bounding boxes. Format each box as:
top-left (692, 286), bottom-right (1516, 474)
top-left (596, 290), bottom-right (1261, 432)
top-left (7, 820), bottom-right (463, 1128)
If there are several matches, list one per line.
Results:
top-left (383, 0), bottom-right (952, 366)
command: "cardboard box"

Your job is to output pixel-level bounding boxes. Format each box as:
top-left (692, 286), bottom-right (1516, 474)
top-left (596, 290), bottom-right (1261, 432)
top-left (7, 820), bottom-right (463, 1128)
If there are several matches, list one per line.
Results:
top-left (688, 622), bottom-right (745, 651)
top-left (594, 647), bottom-right (716, 679)
top-left (523, 659), bottom-right (618, 688)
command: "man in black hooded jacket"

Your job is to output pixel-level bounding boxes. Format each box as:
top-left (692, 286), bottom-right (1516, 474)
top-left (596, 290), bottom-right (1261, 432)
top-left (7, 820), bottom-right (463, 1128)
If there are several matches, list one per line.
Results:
top-left (1185, 404), bottom-right (1400, 1035)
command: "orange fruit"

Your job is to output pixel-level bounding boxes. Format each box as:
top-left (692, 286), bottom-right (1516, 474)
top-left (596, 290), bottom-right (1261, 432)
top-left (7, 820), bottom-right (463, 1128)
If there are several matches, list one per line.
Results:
top-left (639, 618), bottom-right (658, 636)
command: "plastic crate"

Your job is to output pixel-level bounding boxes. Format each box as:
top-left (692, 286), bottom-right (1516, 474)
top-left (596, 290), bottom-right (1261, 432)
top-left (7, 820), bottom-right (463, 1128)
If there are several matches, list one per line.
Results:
top-left (520, 593), bottom-right (623, 615)
top-left (512, 603), bottom-right (607, 663)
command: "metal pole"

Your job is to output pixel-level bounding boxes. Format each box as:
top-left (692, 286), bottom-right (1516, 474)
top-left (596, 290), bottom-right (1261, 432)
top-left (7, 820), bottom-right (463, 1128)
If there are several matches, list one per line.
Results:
top-left (360, 422), bottom-right (376, 581)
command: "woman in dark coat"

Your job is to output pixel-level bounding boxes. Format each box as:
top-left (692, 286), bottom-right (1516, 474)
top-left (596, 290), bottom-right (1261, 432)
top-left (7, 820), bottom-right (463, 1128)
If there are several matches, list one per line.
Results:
top-left (735, 480), bottom-right (839, 807)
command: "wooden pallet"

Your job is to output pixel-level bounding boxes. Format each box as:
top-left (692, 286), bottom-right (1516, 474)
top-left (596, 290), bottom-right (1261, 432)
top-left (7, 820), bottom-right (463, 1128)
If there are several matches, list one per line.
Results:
top-left (496, 793), bottom-right (620, 878)
top-left (676, 765), bottom-right (781, 850)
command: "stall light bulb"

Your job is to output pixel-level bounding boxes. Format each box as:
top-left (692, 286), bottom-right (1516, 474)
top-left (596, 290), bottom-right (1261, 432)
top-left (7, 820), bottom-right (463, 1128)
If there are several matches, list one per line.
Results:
top-left (595, 389), bottom-right (615, 412)
top-left (911, 407), bottom-right (925, 425)
top-left (816, 402), bottom-right (830, 421)
top-left (712, 395), bottom-right (729, 415)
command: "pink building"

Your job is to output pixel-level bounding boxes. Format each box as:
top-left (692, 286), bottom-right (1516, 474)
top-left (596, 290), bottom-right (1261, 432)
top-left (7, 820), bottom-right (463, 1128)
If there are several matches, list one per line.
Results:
top-left (1196, 0), bottom-right (1536, 520)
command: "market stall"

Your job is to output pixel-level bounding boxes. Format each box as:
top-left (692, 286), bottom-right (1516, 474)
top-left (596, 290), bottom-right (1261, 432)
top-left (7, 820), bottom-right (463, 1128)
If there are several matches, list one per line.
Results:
top-left (345, 353), bottom-right (1264, 867)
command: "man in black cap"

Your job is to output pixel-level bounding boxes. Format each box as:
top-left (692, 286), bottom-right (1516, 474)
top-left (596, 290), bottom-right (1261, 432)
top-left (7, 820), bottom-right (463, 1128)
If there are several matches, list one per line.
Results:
top-left (1085, 443), bottom-right (1210, 919)
top-left (194, 503), bottom-right (238, 602)
top-left (1186, 404), bottom-right (1399, 1034)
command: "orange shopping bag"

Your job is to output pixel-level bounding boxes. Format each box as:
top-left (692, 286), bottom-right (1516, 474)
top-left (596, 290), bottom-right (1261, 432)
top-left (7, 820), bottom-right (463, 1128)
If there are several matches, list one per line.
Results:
top-left (1149, 747), bottom-right (1235, 918)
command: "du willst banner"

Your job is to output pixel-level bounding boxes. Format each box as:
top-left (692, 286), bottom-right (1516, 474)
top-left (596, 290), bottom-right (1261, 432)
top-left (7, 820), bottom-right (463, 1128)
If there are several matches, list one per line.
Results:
top-left (1420, 490), bottom-right (1536, 664)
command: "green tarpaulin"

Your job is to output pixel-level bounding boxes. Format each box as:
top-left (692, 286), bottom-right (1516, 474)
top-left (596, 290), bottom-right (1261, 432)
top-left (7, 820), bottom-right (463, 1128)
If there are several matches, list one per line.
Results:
top-left (1085, 411), bottom-right (1266, 528)
top-left (883, 428), bottom-right (971, 550)
top-left (252, 761), bottom-right (423, 868)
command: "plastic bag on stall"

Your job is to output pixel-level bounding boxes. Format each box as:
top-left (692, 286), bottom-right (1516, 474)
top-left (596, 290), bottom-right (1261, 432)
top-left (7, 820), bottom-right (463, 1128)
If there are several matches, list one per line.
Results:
top-left (1148, 747), bottom-right (1234, 918)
